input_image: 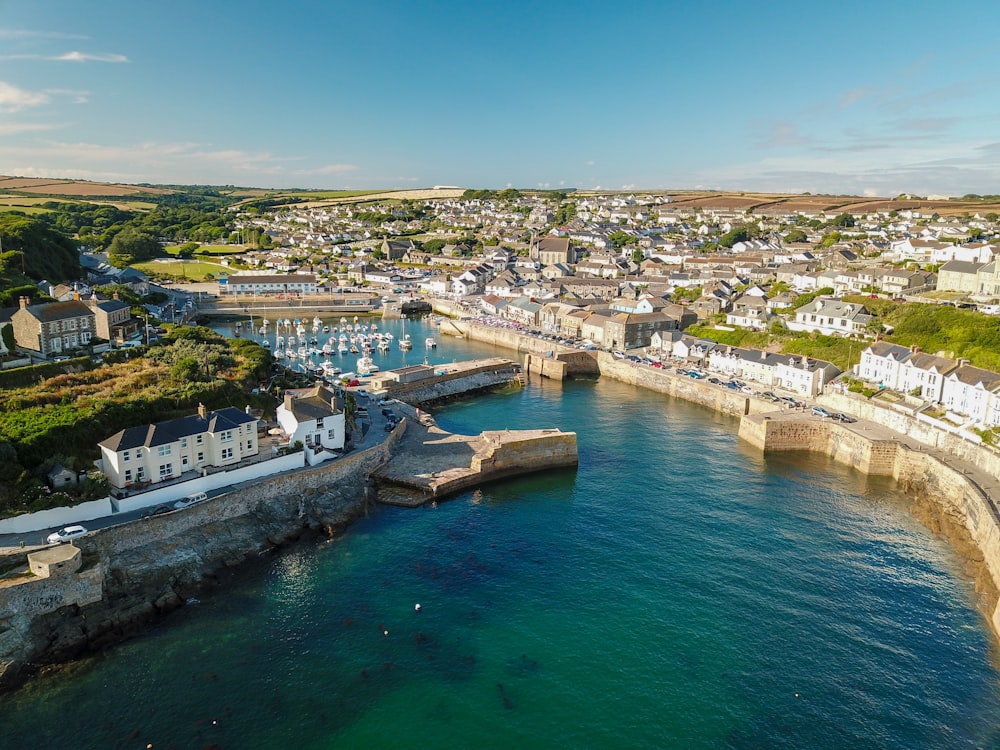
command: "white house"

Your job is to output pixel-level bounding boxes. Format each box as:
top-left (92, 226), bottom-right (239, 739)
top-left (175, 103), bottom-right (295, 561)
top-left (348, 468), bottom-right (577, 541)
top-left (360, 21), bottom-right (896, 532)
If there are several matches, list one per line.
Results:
top-left (896, 351), bottom-right (958, 402)
top-left (275, 384), bottom-right (346, 466)
top-left (787, 297), bottom-right (872, 337)
top-left (941, 363), bottom-right (1000, 426)
top-left (99, 404), bottom-right (259, 490)
top-left (858, 341), bottom-right (913, 388)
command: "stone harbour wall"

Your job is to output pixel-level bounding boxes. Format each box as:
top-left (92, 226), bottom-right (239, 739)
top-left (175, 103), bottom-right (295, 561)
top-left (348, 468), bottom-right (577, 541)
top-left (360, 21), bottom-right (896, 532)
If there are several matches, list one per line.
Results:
top-left (0, 425), bottom-right (407, 693)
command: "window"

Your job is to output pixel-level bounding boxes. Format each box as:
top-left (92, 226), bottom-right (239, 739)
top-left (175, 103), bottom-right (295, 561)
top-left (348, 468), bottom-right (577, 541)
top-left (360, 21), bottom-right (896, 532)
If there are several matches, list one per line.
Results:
top-left (159, 463), bottom-right (172, 479)
top-left (137, 467), bottom-right (146, 481)
top-left (246, 440), bottom-right (253, 450)
top-left (220, 430), bottom-right (233, 442)
top-left (122, 450), bottom-right (130, 462)
top-left (317, 418), bottom-right (324, 428)
top-left (196, 434), bottom-right (204, 445)
top-left (180, 438), bottom-right (188, 448)
top-left (221, 447), bottom-right (233, 460)
top-left (327, 429), bottom-right (335, 440)
top-left (197, 452), bottom-right (205, 463)
top-left (157, 445), bottom-right (171, 457)
top-left (124, 469), bottom-right (132, 484)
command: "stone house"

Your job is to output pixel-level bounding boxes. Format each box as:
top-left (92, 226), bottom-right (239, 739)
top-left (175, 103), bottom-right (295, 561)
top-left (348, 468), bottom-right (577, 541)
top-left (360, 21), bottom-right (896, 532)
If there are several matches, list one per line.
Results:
top-left (276, 384), bottom-right (346, 466)
top-left (11, 296), bottom-right (95, 357)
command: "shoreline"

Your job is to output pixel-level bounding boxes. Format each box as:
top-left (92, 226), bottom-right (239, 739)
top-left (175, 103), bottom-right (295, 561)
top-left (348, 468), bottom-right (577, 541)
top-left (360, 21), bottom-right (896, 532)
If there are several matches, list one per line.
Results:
top-left (447, 314), bottom-right (1000, 644)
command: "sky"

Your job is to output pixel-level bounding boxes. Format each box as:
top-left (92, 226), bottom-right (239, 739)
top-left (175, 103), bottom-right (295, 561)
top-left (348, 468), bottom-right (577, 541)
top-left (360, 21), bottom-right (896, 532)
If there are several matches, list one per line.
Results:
top-left (2, 0), bottom-right (1000, 197)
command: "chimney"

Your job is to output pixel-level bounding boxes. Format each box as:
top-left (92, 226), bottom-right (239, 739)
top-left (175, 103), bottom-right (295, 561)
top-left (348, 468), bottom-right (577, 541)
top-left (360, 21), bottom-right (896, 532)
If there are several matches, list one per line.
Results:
top-left (113, 292), bottom-right (119, 300)
top-left (73, 291), bottom-right (80, 300)
top-left (284, 393), bottom-right (295, 412)
top-left (245, 405), bottom-right (251, 415)
top-left (198, 403), bottom-right (207, 419)
top-left (911, 345), bottom-right (921, 354)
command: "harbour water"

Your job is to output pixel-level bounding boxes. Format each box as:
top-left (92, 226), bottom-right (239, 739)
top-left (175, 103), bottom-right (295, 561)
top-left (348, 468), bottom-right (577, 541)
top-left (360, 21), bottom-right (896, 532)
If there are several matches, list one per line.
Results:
top-left (3, 320), bottom-right (1000, 748)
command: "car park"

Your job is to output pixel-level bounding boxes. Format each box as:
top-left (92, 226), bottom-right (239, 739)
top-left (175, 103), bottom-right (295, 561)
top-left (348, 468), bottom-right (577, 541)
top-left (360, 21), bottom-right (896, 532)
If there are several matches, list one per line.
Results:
top-left (46, 525), bottom-right (87, 544)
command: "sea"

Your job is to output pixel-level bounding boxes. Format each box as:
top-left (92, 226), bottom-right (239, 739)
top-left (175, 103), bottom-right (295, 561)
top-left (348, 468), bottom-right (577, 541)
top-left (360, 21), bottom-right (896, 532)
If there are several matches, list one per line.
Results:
top-left (3, 315), bottom-right (1000, 749)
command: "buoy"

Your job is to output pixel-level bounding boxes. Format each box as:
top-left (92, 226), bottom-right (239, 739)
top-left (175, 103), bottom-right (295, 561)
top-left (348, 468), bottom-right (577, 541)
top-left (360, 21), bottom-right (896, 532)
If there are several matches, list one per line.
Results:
top-left (415, 603), bottom-right (422, 612)
top-left (383, 629), bottom-right (389, 636)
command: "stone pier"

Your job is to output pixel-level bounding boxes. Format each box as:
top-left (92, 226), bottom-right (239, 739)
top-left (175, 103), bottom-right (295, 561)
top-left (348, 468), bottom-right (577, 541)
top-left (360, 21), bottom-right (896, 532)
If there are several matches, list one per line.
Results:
top-left (374, 408), bottom-right (578, 506)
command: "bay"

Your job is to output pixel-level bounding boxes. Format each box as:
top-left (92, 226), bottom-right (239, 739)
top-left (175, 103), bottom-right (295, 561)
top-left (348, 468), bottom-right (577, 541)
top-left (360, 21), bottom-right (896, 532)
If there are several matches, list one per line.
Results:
top-left (3, 319), bottom-right (1000, 749)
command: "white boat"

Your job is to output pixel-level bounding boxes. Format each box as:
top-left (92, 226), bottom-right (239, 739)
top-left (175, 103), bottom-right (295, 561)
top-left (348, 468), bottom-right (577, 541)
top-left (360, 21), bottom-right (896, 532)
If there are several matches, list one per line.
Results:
top-left (377, 339), bottom-right (391, 353)
top-left (399, 334), bottom-right (412, 351)
top-left (322, 361), bottom-right (341, 377)
top-left (338, 342), bottom-right (349, 355)
top-left (425, 337), bottom-right (437, 348)
top-left (356, 356), bottom-right (379, 375)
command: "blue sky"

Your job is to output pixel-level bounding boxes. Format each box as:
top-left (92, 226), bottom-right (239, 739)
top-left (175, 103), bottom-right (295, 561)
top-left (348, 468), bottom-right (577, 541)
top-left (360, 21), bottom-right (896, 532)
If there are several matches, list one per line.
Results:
top-left (2, 0), bottom-right (1000, 196)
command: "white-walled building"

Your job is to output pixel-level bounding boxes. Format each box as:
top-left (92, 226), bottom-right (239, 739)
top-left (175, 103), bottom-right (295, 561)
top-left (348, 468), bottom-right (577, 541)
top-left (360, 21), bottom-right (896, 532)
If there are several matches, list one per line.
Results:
top-left (276, 384), bottom-right (346, 465)
top-left (99, 404), bottom-right (259, 489)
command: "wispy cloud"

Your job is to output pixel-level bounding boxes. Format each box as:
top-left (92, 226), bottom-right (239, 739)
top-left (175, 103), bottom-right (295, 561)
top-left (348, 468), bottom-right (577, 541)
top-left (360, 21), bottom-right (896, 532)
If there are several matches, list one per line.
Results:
top-left (0, 122), bottom-right (62, 136)
top-left (43, 88), bottom-right (90, 104)
top-left (55, 51), bottom-right (129, 63)
top-left (0, 51), bottom-right (129, 63)
top-left (0, 81), bottom-right (49, 113)
top-left (0, 29), bottom-right (88, 40)
top-left (299, 163), bottom-right (360, 176)
top-left (754, 121), bottom-right (812, 149)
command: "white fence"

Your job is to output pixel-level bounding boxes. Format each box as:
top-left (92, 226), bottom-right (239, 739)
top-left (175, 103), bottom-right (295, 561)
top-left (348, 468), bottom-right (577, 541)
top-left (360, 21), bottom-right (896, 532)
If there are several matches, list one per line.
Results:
top-left (0, 498), bottom-right (115, 535)
top-left (0, 452), bottom-right (304, 535)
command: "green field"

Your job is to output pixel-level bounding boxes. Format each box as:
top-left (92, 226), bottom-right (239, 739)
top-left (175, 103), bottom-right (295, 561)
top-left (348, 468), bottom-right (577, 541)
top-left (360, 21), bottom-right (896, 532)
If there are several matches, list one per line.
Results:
top-left (133, 258), bottom-right (229, 281)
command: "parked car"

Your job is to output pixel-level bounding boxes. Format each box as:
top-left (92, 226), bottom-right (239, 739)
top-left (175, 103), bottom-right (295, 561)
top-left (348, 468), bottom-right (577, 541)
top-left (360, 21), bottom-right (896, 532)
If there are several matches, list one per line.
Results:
top-left (172, 492), bottom-right (208, 510)
top-left (46, 525), bottom-right (87, 544)
top-left (831, 412), bottom-right (857, 423)
top-left (761, 391), bottom-right (779, 401)
top-left (811, 406), bottom-right (832, 418)
top-left (708, 377), bottom-right (723, 385)
top-left (675, 367), bottom-right (688, 375)
top-left (142, 504), bottom-right (174, 518)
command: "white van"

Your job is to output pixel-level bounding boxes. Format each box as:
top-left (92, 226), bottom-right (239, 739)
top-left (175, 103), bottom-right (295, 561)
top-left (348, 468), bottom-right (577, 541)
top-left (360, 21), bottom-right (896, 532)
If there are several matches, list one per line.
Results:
top-left (172, 492), bottom-right (208, 510)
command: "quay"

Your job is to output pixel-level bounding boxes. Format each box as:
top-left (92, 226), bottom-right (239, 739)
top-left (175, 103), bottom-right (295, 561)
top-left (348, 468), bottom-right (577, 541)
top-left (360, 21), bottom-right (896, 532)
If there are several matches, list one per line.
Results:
top-left (374, 405), bottom-right (577, 506)
top-left (368, 356), bottom-right (525, 405)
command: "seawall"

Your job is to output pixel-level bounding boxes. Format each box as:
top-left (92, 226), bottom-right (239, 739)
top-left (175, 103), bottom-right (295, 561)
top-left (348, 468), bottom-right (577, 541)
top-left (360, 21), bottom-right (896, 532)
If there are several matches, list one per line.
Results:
top-left (0, 425), bottom-right (406, 693)
top-left (437, 320), bottom-right (1000, 642)
top-left (377, 358), bottom-right (523, 406)
top-left (739, 414), bottom-right (1000, 635)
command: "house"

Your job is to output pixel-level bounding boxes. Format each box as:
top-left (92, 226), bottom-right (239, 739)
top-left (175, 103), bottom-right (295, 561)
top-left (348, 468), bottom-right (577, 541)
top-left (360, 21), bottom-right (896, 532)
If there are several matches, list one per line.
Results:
top-left (786, 297), bottom-right (872, 337)
top-left (774, 354), bottom-right (841, 397)
top-left (896, 350), bottom-right (958, 402)
top-left (218, 273), bottom-right (318, 297)
top-left (941, 363), bottom-right (1000, 426)
top-left (858, 341), bottom-right (913, 388)
top-left (503, 297), bottom-right (543, 327)
top-left (479, 294), bottom-right (509, 316)
top-left (604, 311), bottom-right (682, 352)
top-left (275, 384), bottom-right (346, 465)
top-left (725, 294), bottom-right (771, 331)
top-left (11, 296), bottom-right (95, 357)
top-left (99, 403), bottom-right (260, 489)
top-left (88, 294), bottom-right (138, 343)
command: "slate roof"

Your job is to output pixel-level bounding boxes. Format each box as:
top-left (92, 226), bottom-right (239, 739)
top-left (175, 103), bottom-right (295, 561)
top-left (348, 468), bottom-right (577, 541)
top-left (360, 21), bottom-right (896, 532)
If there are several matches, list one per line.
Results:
top-left (100, 407), bottom-right (256, 452)
top-left (23, 300), bottom-right (94, 323)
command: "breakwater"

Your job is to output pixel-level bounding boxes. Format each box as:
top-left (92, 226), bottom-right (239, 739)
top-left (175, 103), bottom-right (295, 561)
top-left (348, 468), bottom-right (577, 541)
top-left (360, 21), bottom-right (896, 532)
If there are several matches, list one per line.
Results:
top-left (372, 357), bottom-right (524, 406)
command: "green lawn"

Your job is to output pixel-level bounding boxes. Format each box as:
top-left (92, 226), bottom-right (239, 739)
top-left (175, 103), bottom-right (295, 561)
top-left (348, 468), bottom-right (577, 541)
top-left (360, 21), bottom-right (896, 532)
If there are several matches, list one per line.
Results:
top-left (133, 258), bottom-right (229, 281)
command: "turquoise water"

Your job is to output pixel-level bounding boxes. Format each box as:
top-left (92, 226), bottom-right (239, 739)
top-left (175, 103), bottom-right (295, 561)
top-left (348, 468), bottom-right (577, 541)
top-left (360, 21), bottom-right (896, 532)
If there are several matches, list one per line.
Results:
top-left (4, 330), bottom-right (1000, 749)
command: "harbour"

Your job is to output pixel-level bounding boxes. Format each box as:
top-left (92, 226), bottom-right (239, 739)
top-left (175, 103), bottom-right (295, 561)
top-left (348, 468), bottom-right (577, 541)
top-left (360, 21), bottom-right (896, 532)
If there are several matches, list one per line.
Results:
top-left (1, 373), bottom-right (999, 748)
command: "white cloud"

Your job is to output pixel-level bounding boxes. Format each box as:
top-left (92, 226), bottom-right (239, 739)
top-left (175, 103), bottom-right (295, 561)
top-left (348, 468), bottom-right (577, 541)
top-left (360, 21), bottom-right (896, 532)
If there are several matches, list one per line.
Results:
top-left (0, 81), bottom-right (49, 113)
top-left (55, 51), bottom-right (129, 63)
